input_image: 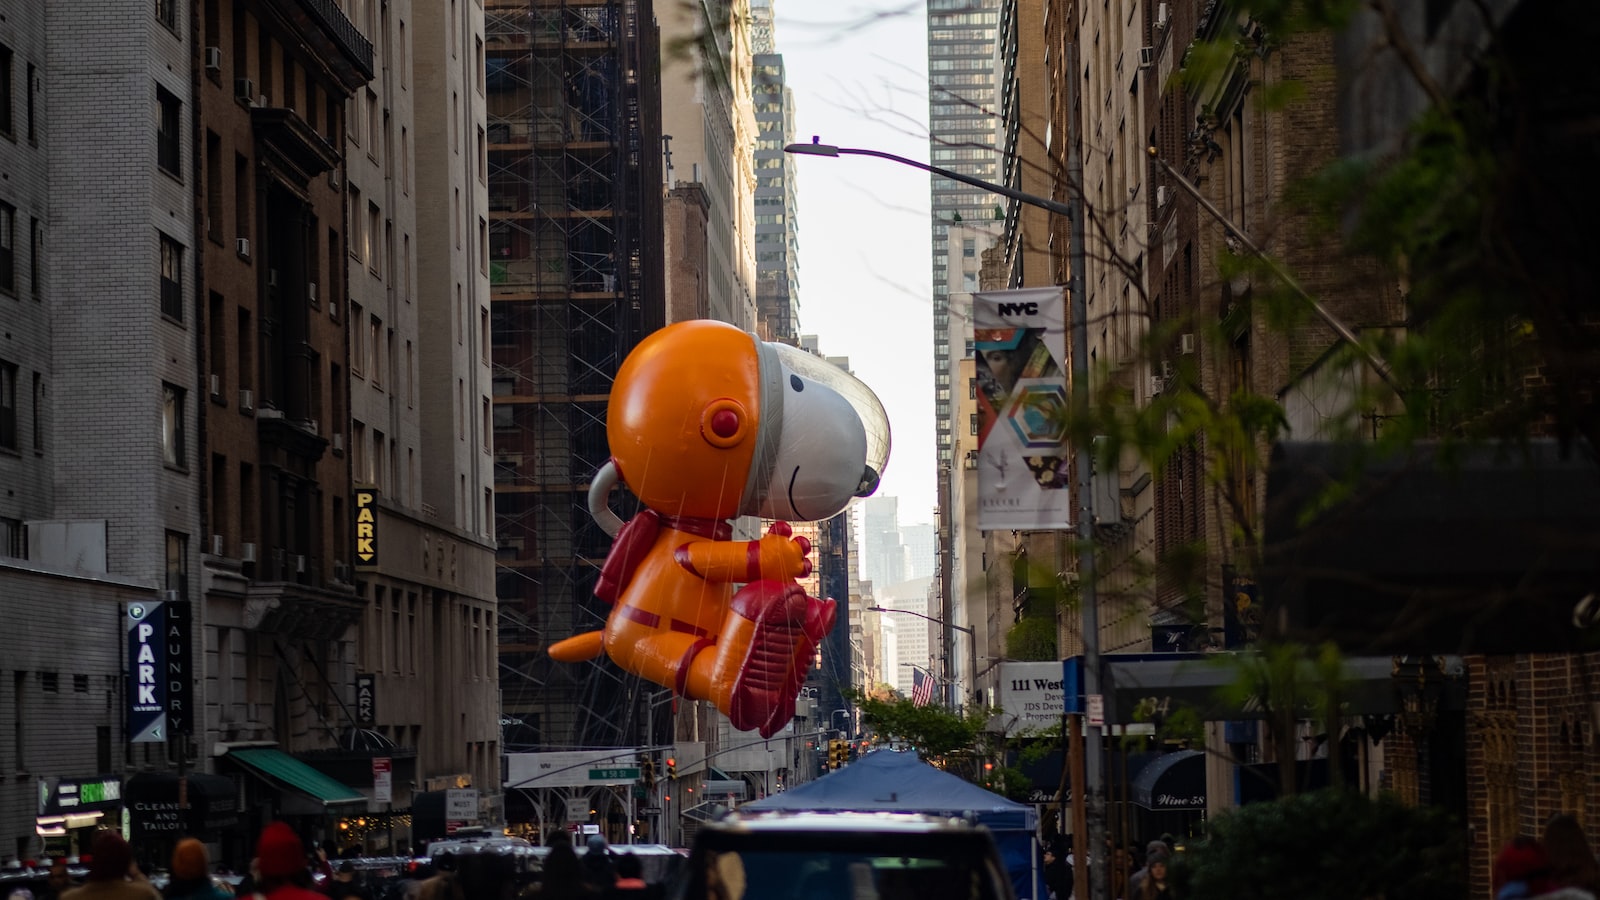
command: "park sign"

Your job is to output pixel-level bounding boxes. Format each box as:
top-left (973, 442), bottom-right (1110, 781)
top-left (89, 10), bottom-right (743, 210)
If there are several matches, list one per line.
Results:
top-left (354, 487), bottom-right (379, 569)
top-left (125, 600), bottom-right (192, 742)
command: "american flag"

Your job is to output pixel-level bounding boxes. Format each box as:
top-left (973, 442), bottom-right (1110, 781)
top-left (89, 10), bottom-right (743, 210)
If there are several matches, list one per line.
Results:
top-left (911, 667), bottom-right (935, 706)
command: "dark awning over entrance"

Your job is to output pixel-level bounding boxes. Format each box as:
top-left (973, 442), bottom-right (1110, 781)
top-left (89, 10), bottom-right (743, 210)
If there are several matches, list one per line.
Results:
top-left (1131, 750), bottom-right (1205, 811)
top-left (224, 747), bottom-right (366, 809)
top-left (125, 772), bottom-right (242, 840)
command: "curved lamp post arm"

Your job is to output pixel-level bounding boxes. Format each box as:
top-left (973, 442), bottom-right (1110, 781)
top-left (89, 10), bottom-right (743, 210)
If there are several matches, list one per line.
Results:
top-left (785, 138), bottom-right (1077, 220)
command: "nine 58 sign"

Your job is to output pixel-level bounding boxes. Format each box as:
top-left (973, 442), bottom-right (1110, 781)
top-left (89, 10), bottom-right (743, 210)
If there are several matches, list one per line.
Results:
top-left (126, 600), bottom-right (193, 743)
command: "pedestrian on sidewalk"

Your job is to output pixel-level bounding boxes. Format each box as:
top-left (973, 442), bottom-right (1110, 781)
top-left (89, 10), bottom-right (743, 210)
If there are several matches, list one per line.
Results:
top-left (60, 833), bottom-right (160, 900)
top-left (162, 839), bottom-right (231, 900)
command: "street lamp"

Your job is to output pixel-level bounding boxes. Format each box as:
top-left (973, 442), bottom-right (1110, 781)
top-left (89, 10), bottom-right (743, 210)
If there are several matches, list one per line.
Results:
top-left (868, 605), bottom-right (978, 710)
top-left (785, 137), bottom-right (1076, 218)
top-left (832, 708), bottom-right (852, 737)
top-left (795, 121), bottom-right (1108, 900)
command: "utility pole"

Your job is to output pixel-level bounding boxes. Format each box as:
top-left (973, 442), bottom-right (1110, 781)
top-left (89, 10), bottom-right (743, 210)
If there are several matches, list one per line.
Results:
top-left (1065, 40), bottom-right (1107, 900)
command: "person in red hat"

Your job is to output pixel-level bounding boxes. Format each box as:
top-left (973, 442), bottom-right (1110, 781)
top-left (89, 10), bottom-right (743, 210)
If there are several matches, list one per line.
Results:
top-left (59, 833), bottom-right (159, 900)
top-left (252, 824), bottom-right (322, 900)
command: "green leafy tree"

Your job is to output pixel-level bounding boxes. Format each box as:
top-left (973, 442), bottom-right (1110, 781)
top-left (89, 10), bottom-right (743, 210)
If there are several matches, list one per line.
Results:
top-left (1173, 788), bottom-right (1466, 900)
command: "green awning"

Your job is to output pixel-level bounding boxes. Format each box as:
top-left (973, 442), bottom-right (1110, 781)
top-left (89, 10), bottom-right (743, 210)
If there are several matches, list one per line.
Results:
top-left (227, 748), bottom-right (365, 806)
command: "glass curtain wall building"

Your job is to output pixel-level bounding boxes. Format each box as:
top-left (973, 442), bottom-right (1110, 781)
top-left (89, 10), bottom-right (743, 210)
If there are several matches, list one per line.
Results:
top-left (927, 0), bottom-right (1000, 470)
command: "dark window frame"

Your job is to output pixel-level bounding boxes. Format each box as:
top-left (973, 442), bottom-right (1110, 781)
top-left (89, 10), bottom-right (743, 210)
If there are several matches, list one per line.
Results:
top-left (0, 359), bottom-right (17, 451)
top-left (160, 233), bottom-right (183, 320)
top-left (162, 382), bottom-right (187, 468)
top-left (156, 85), bottom-right (181, 176)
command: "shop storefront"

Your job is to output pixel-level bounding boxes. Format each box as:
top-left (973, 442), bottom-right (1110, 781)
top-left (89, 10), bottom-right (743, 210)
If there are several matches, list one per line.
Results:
top-left (36, 775), bottom-right (124, 858)
top-left (217, 744), bottom-right (367, 858)
top-left (124, 771), bottom-right (244, 865)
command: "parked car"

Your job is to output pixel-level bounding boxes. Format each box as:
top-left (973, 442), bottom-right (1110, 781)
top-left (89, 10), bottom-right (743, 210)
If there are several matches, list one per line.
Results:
top-left (674, 810), bottom-right (1016, 900)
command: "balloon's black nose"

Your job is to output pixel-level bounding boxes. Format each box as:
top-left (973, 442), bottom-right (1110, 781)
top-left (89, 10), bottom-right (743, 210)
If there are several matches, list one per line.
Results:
top-left (855, 465), bottom-right (881, 498)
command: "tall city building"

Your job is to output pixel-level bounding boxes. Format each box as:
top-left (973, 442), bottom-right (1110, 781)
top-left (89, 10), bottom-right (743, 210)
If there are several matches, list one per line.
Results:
top-left (876, 578), bottom-right (936, 698)
top-left (943, 220), bottom-right (1002, 702)
top-left (927, 0), bottom-right (1000, 471)
top-left (860, 495), bottom-right (905, 590)
top-left (487, 0), bottom-right (666, 761)
top-left (659, 0), bottom-right (757, 329)
top-left (901, 523), bottom-right (937, 581)
top-left (750, 0), bottom-right (800, 344)
top-left (2, 0), bottom-right (502, 861)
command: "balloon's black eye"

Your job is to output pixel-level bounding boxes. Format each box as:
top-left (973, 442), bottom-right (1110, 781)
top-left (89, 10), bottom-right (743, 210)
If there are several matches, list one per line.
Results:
top-left (790, 374), bottom-right (804, 392)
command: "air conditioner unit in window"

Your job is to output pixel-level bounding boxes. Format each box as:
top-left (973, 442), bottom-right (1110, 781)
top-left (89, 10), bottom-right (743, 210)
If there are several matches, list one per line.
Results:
top-left (296, 554), bottom-right (307, 573)
top-left (234, 77), bottom-right (255, 102)
top-left (1180, 332), bottom-right (1196, 355)
top-left (1138, 46), bottom-right (1155, 69)
top-left (236, 237), bottom-right (251, 258)
top-left (1156, 2), bottom-right (1170, 30)
top-left (210, 373), bottom-right (222, 399)
top-left (241, 542), bottom-right (257, 563)
top-left (266, 268), bottom-right (279, 289)
top-left (204, 46), bottom-right (222, 71)
top-left (307, 282), bottom-right (318, 304)
top-left (1156, 185), bottom-right (1169, 208)
top-left (239, 388), bottom-right (254, 412)
top-left (212, 534), bottom-right (225, 556)
top-left (332, 433), bottom-right (345, 452)
top-left (333, 562), bottom-right (349, 583)
top-left (1150, 375), bottom-right (1164, 396)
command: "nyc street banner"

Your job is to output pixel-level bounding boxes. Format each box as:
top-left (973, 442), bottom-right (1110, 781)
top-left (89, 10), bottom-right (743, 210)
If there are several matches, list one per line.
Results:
top-left (974, 286), bottom-right (1071, 531)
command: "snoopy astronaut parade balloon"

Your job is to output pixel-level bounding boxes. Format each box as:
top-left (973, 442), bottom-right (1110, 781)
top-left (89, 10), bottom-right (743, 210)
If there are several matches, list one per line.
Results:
top-left (547, 319), bottom-right (891, 737)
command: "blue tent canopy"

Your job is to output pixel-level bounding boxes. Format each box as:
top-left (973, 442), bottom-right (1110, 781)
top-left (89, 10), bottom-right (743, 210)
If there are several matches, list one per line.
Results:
top-left (743, 749), bottom-right (1042, 899)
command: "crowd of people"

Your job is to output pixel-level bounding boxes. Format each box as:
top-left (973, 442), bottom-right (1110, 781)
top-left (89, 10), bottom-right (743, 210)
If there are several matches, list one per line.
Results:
top-left (1493, 814), bottom-right (1600, 900)
top-left (2, 826), bottom-right (671, 900)
top-left (1037, 812), bottom-right (1600, 900)
top-left (1040, 834), bottom-right (1175, 900)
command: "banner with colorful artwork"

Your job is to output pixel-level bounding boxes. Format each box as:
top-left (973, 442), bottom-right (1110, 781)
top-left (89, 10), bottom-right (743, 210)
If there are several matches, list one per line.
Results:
top-left (973, 286), bottom-right (1071, 530)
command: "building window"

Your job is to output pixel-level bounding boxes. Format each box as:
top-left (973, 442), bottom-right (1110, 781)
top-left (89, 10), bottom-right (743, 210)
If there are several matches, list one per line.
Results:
top-left (166, 531), bottom-right (188, 600)
top-left (31, 372), bottom-right (41, 451)
top-left (29, 217), bottom-right (40, 299)
top-left (0, 202), bottom-right (14, 293)
top-left (26, 63), bottom-right (36, 144)
top-left (0, 359), bottom-right (16, 451)
top-left (160, 233), bottom-right (183, 319)
top-left (157, 85), bottom-right (181, 176)
top-left (0, 45), bottom-right (12, 137)
top-left (1, 516), bottom-right (23, 559)
top-left (162, 382), bottom-right (186, 467)
top-left (157, 0), bottom-right (179, 31)
top-left (351, 302), bottom-right (364, 375)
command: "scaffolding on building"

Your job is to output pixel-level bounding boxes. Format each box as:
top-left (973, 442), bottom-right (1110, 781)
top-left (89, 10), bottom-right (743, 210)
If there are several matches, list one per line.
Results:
top-left (486, 0), bottom-right (665, 752)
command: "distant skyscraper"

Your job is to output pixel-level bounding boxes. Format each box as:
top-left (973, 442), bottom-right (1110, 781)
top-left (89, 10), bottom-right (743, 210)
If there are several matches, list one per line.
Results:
top-left (751, 1), bottom-right (801, 343)
top-left (862, 496), bottom-right (905, 590)
top-left (928, 0), bottom-right (1001, 469)
top-left (902, 523), bottom-right (937, 580)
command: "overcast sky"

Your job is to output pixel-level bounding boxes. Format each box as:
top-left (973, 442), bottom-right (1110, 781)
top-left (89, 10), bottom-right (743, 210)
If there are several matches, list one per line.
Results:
top-left (774, 2), bottom-right (938, 527)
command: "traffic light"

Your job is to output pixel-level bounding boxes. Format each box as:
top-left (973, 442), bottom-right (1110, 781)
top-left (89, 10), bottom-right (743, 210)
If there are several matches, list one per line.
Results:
top-left (640, 755), bottom-right (656, 790)
top-left (666, 757), bottom-right (677, 780)
top-left (827, 739), bottom-right (845, 769)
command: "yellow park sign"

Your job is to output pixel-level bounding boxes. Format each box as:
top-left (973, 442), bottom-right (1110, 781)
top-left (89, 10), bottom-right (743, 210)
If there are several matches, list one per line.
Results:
top-left (354, 487), bottom-right (379, 569)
